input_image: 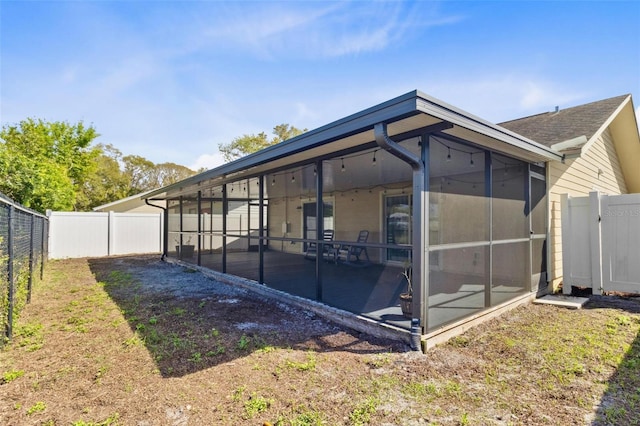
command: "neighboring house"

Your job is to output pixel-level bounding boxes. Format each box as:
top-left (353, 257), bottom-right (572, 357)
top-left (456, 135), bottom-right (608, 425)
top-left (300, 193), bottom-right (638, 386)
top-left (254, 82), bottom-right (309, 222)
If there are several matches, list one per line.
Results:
top-left (93, 189), bottom-right (166, 213)
top-left (143, 90), bottom-right (639, 350)
top-left (500, 95), bottom-right (640, 291)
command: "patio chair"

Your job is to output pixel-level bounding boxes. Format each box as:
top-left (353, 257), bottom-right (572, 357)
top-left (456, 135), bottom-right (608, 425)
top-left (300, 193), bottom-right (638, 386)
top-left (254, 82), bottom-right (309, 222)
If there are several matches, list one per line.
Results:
top-left (337, 230), bottom-right (370, 265)
top-left (304, 229), bottom-right (335, 260)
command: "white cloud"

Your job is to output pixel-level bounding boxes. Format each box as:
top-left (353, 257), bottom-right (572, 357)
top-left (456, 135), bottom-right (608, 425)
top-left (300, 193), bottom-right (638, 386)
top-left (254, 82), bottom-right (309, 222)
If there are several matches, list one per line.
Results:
top-left (191, 2), bottom-right (462, 59)
top-left (417, 75), bottom-right (587, 122)
top-left (293, 102), bottom-right (319, 125)
top-left (190, 152), bottom-right (226, 172)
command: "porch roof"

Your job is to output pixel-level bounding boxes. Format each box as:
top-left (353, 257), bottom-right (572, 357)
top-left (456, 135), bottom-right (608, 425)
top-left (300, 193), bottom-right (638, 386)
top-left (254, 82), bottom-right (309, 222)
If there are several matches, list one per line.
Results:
top-left (145, 90), bottom-right (563, 200)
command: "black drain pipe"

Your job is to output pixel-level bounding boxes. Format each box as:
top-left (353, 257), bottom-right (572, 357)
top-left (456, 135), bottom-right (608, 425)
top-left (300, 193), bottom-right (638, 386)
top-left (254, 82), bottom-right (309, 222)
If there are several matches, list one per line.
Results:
top-left (374, 123), bottom-right (425, 352)
top-left (145, 199), bottom-right (168, 260)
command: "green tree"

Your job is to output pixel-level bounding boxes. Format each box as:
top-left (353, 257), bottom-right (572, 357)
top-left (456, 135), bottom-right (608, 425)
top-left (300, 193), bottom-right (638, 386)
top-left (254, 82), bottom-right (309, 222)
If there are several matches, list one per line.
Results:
top-left (77, 145), bottom-right (198, 210)
top-left (1, 119), bottom-right (198, 211)
top-left (121, 157), bottom-right (196, 195)
top-left (123, 154), bottom-right (156, 195)
top-left (0, 119), bottom-right (100, 212)
top-left (75, 144), bottom-right (130, 211)
top-left (218, 123), bottom-right (306, 162)
top-left (150, 162), bottom-right (198, 188)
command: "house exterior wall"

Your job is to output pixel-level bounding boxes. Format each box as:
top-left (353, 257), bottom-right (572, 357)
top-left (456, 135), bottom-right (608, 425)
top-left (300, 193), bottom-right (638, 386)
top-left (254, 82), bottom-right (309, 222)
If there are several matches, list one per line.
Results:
top-left (267, 197), bottom-right (303, 254)
top-left (94, 198), bottom-right (166, 213)
top-left (548, 128), bottom-right (628, 290)
top-left (334, 189), bottom-right (382, 263)
top-left (267, 189), bottom-right (383, 262)
top-left (119, 204), bottom-right (164, 213)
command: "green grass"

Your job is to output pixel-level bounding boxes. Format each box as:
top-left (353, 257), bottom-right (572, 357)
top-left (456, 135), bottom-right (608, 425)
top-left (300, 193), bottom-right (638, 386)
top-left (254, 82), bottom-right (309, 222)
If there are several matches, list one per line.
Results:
top-left (403, 381), bottom-right (440, 400)
top-left (26, 401), bottom-right (46, 415)
top-left (4, 258), bottom-right (640, 425)
top-left (237, 334), bottom-right (250, 351)
top-left (14, 322), bottom-right (44, 352)
top-left (243, 393), bottom-right (272, 419)
top-left (348, 396), bottom-right (378, 426)
top-left (71, 413), bottom-right (119, 426)
top-left (231, 385), bottom-right (246, 402)
top-left (285, 352), bottom-right (317, 372)
top-left (288, 409), bottom-right (325, 426)
top-left (2, 369), bottom-right (25, 384)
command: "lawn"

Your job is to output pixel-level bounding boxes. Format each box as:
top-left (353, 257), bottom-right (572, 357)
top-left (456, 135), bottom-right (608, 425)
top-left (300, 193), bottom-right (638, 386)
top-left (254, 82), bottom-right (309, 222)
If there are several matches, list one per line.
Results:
top-left (1, 255), bottom-right (639, 425)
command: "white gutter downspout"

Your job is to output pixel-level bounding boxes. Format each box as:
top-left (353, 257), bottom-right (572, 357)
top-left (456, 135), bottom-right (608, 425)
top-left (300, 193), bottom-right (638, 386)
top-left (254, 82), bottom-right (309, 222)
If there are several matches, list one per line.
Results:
top-left (374, 123), bottom-right (425, 352)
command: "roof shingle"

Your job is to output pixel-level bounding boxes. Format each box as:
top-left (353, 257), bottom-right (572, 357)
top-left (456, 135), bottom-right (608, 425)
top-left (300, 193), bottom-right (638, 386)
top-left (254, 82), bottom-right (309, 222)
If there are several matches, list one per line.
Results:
top-left (499, 94), bottom-right (629, 148)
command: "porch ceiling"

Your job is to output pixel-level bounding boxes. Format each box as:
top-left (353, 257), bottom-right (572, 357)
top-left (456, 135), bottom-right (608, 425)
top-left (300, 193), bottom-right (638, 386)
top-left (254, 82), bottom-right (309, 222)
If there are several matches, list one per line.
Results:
top-left (145, 90), bottom-right (562, 200)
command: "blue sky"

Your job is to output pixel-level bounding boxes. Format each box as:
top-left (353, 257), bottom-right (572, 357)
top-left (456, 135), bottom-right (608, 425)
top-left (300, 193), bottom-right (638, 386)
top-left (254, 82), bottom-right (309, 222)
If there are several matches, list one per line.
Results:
top-left (2, 1), bottom-right (639, 171)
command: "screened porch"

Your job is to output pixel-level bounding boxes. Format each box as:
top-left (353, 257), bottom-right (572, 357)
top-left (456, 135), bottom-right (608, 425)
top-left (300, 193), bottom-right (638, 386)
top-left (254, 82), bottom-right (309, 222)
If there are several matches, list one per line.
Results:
top-left (164, 135), bottom-right (547, 333)
top-left (146, 90), bottom-right (558, 344)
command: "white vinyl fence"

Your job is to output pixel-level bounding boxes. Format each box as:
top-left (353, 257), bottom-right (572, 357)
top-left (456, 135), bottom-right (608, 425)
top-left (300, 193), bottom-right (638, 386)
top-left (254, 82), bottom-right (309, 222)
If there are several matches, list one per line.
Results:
top-left (168, 207), bottom-right (261, 253)
top-left (561, 192), bottom-right (640, 295)
top-left (47, 211), bottom-right (163, 259)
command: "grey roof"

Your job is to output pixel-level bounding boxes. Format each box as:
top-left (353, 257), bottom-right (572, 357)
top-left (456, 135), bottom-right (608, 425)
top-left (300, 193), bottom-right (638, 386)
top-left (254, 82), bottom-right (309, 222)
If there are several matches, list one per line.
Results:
top-left (144, 90), bottom-right (563, 200)
top-left (499, 94), bottom-right (629, 149)
top-left (92, 189), bottom-right (158, 211)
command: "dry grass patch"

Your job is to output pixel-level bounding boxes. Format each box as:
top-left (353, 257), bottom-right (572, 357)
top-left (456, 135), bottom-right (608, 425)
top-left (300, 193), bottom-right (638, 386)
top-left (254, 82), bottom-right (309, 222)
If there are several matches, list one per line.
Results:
top-left (1, 255), bottom-right (638, 425)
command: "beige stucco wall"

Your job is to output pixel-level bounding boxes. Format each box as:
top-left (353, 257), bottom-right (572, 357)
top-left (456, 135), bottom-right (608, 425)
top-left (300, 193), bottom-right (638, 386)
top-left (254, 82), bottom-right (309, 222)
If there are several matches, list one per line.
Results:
top-left (548, 128), bottom-right (628, 290)
top-left (267, 187), bottom-right (390, 262)
top-left (333, 189), bottom-right (383, 263)
top-left (267, 197), bottom-right (302, 254)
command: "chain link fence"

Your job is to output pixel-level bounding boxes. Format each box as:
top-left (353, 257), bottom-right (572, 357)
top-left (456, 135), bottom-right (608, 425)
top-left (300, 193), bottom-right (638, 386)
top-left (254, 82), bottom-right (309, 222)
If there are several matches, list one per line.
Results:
top-left (1, 192), bottom-right (48, 346)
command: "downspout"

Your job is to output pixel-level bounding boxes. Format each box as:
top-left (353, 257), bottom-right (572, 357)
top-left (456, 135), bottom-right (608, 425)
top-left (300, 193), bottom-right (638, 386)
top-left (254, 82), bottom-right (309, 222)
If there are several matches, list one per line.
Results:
top-left (374, 123), bottom-right (425, 352)
top-left (145, 199), bottom-right (168, 260)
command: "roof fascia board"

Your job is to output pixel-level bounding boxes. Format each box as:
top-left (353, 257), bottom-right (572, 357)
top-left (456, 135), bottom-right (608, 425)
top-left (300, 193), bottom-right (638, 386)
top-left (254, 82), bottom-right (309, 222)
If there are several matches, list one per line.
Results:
top-left (143, 123), bottom-right (456, 201)
top-left (579, 95), bottom-right (631, 156)
top-left (144, 92), bottom-right (423, 199)
top-left (144, 90), bottom-right (565, 201)
top-left (197, 122), bottom-right (453, 188)
top-left (95, 189), bottom-right (157, 211)
top-left (414, 91), bottom-right (563, 162)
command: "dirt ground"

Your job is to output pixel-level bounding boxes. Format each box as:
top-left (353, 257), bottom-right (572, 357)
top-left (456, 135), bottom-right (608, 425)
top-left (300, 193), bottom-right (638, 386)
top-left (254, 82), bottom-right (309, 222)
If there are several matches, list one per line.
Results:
top-left (1, 255), bottom-right (639, 425)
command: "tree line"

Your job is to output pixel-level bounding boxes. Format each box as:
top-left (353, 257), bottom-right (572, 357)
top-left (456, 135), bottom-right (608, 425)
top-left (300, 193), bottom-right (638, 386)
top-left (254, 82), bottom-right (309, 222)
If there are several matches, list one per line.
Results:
top-left (1, 119), bottom-right (305, 213)
top-left (0, 119), bottom-right (197, 213)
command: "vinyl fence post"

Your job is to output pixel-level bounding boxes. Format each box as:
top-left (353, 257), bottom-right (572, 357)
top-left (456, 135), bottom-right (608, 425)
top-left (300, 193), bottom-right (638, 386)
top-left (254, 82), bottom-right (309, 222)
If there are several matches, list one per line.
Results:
top-left (108, 211), bottom-right (115, 256)
top-left (6, 205), bottom-right (14, 340)
top-left (561, 194), bottom-right (572, 295)
top-left (589, 191), bottom-right (603, 295)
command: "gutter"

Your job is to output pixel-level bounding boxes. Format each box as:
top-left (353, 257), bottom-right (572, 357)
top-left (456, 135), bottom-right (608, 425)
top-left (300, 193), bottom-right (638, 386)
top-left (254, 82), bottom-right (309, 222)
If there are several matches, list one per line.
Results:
top-left (374, 122), bottom-right (425, 352)
top-left (145, 199), bottom-right (168, 260)
top-left (550, 135), bottom-right (588, 160)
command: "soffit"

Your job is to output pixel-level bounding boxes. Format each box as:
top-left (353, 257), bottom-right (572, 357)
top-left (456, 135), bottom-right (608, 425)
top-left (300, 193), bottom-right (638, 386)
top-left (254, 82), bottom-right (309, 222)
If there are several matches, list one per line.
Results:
top-left (146, 91), bottom-right (561, 200)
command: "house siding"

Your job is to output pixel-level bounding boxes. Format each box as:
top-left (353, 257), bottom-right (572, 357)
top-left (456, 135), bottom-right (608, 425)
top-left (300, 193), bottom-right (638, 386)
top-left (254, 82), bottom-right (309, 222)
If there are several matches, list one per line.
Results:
top-left (548, 128), bottom-right (628, 290)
